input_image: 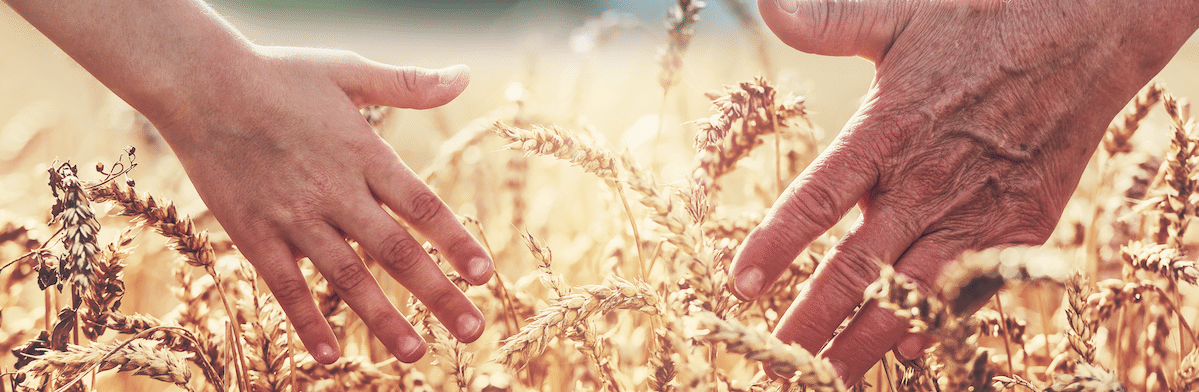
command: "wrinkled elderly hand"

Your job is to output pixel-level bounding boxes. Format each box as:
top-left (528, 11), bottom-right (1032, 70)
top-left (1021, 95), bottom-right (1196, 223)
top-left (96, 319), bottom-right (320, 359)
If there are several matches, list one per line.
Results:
top-left (729, 0), bottom-right (1199, 383)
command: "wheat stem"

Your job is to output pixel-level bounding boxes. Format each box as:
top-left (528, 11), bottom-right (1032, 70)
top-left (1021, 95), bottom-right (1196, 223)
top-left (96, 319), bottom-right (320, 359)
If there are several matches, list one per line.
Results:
top-left (615, 180), bottom-right (646, 279)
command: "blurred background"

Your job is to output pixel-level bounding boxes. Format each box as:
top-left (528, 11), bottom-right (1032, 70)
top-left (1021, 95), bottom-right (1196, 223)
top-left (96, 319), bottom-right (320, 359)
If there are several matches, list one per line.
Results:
top-left (3, 3), bottom-right (1199, 390)
top-left (4, 0), bottom-right (1199, 221)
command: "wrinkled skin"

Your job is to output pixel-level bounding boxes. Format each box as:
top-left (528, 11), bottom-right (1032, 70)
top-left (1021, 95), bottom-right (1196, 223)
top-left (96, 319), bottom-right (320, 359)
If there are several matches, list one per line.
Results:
top-left (729, 0), bottom-right (1199, 383)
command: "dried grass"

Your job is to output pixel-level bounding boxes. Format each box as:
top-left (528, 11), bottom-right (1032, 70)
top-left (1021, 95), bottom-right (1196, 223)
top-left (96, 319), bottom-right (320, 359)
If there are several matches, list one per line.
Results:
top-left (2, 4), bottom-right (1198, 392)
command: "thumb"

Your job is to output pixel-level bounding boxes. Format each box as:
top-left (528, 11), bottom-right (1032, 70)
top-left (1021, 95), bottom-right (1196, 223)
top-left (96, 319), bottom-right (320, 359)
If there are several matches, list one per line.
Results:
top-left (757, 0), bottom-right (912, 62)
top-left (344, 62), bottom-right (471, 110)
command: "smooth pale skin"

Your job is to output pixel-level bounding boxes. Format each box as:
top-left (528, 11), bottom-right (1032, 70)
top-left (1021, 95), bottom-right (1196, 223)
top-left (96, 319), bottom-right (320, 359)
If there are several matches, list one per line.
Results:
top-left (3, 0), bottom-right (494, 364)
top-left (729, 0), bottom-right (1199, 384)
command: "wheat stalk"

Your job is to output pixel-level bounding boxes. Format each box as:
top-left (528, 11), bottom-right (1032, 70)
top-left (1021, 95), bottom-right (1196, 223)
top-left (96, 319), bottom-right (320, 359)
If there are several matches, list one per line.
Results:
top-left (21, 337), bottom-right (193, 391)
top-left (48, 162), bottom-right (100, 309)
top-left (658, 0), bottom-right (703, 93)
top-left (294, 356), bottom-right (399, 388)
top-left (88, 180), bottom-right (252, 389)
top-left (492, 122), bottom-right (618, 181)
top-left (1063, 275), bottom-right (1098, 366)
top-left (1121, 241), bottom-right (1199, 285)
top-left (1104, 81), bottom-right (1164, 156)
top-left (1044, 362), bottom-right (1123, 392)
top-left (496, 277), bottom-right (662, 366)
top-left (693, 312), bottom-right (844, 391)
top-left (79, 227), bottom-right (134, 340)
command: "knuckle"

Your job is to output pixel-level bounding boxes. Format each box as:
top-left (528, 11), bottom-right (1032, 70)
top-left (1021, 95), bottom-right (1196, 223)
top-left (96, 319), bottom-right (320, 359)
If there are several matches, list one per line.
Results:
top-left (393, 66), bottom-right (424, 95)
top-left (824, 246), bottom-right (884, 297)
top-left (995, 213), bottom-right (1056, 246)
top-left (377, 232), bottom-right (426, 275)
top-left (406, 192), bottom-right (446, 225)
top-left (271, 278), bottom-right (313, 309)
top-left (328, 262), bottom-right (372, 293)
top-left (329, 49), bottom-right (367, 66)
top-left (781, 180), bottom-right (845, 230)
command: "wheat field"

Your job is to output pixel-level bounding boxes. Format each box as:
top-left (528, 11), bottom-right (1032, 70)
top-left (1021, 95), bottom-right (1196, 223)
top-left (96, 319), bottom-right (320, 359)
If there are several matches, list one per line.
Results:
top-left (4, 1), bottom-right (1199, 391)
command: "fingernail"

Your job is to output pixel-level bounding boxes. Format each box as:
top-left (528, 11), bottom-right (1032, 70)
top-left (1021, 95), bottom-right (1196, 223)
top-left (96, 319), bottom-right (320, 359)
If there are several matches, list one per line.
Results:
top-left (898, 334), bottom-right (926, 360)
top-left (734, 267), bottom-right (765, 299)
top-left (314, 343), bottom-right (339, 364)
top-left (457, 313), bottom-right (483, 340)
top-left (829, 359), bottom-right (849, 382)
top-left (397, 335), bottom-right (426, 362)
top-left (469, 256), bottom-right (493, 283)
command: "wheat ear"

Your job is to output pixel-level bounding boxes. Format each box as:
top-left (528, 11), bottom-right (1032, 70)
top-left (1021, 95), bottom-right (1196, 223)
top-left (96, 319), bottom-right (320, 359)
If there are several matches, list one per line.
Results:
top-left (23, 338), bottom-right (193, 392)
top-left (496, 277), bottom-right (662, 366)
top-left (694, 312), bottom-right (844, 391)
top-left (49, 163), bottom-right (100, 309)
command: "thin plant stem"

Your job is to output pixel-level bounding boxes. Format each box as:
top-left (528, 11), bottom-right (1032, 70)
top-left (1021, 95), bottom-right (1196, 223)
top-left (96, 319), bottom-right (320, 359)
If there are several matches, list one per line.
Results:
top-left (653, 90), bottom-right (670, 169)
top-left (1116, 306), bottom-right (1125, 385)
top-left (1036, 283), bottom-right (1053, 380)
top-left (44, 289), bottom-right (51, 333)
top-left (465, 217), bottom-right (521, 336)
top-left (615, 180), bottom-right (646, 279)
top-left (882, 353), bottom-right (895, 392)
top-left (772, 107), bottom-right (783, 198)
top-left (994, 295), bottom-right (1016, 376)
top-left (288, 320), bottom-right (297, 392)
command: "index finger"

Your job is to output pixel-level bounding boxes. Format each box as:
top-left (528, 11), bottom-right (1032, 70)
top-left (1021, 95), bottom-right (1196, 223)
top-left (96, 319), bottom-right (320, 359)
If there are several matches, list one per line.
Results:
top-left (728, 136), bottom-right (876, 300)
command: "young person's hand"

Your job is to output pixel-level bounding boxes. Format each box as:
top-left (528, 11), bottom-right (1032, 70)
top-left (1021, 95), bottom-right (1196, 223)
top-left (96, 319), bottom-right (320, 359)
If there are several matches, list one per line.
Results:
top-left (166, 47), bottom-right (492, 364)
top-left (4, 0), bottom-right (493, 364)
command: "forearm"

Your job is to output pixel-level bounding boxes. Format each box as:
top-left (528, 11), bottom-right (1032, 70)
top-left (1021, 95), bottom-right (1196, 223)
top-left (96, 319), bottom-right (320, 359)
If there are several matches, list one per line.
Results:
top-left (3, 0), bottom-right (256, 130)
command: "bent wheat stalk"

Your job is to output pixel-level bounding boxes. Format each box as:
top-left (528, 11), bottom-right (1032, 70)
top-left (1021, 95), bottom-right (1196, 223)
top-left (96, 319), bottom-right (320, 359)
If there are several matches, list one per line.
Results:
top-left (496, 277), bottom-right (662, 366)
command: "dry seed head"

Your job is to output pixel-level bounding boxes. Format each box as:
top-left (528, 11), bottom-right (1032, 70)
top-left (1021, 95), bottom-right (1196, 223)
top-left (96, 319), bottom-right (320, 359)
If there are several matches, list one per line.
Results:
top-left (566, 324), bottom-right (620, 392)
top-left (1087, 279), bottom-right (1156, 322)
top-left (659, 0), bottom-right (704, 91)
top-left (1121, 241), bottom-right (1199, 285)
top-left (620, 151), bottom-right (704, 255)
top-left (424, 316), bottom-right (474, 391)
top-left (88, 181), bottom-right (216, 269)
top-left (691, 77), bottom-right (810, 196)
top-left (296, 356), bottom-right (399, 388)
top-left (243, 294), bottom-right (291, 392)
top-left (1064, 274), bottom-right (1097, 364)
top-left (21, 338), bottom-right (193, 391)
top-left (1045, 362), bottom-right (1126, 392)
top-left (865, 266), bottom-right (950, 334)
top-left (520, 231), bottom-right (566, 297)
top-left (930, 319), bottom-right (993, 392)
top-left (692, 312), bottom-right (844, 391)
top-left (1149, 92), bottom-right (1198, 245)
top-left (1103, 81), bottom-right (1164, 156)
top-left (1179, 348), bottom-right (1199, 391)
top-left (973, 308), bottom-right (1026, 346)
top-left (495, 277), bottom-right (662, 366)
top-left (81, 227), bottom-right (136, 339)
top-left (50, 163), bottom-right (100, 309)
top-left (649, 329), bottom-right (677, 392)
top-left (492, 122), bottom-right (618, 180)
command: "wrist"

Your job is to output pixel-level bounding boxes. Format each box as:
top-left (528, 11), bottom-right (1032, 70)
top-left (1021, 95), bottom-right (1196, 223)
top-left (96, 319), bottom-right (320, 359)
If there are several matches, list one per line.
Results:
top-left (137, 40), bottom-right (263, 138)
